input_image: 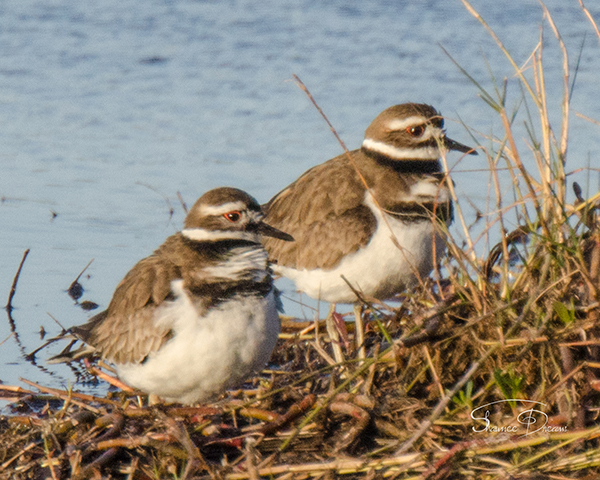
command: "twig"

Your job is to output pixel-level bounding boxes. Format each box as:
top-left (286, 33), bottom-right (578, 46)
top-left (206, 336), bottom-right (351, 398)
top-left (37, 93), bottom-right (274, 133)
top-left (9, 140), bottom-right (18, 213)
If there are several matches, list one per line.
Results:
top-left (166, 417), bottom-right (210, 478)
top-left (136, 182), bottom-right (175, 223)
top-left (6, 249), bottom-right (30, 312)
top-left (324, 303), bottom-right (345, 365)
top-left (4, 249), bottom-right (42, 366)
top-left (0, 332), bottom-right (15, 348)
top-left (74, 448), bottom-right (119, 480)
top-left (85, 362), bottom-right (135, 392)
top-left (260, 394), bottom-right (316, 435)
top-left (75, 258), bottom-right (94, 284)
top-left (177, 191), bottom-right (188, 214)
top-left (20, 377), bottom-right (118, 409)
top-left (67, 258), bottom-right (94, 301)
top-left (577, 0), bottom-right (600, 44)
top-left (0, 441), bottom-right (38, 472)
top-left (225, 452), bottom-right (422, 479)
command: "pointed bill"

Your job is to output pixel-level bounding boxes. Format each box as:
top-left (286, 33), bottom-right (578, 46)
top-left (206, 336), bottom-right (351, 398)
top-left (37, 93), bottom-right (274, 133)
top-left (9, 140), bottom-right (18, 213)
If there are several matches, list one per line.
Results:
top-left (443, 135), bottom-right (478, 155)
top-left (256, 222), bottom-right (294, 242)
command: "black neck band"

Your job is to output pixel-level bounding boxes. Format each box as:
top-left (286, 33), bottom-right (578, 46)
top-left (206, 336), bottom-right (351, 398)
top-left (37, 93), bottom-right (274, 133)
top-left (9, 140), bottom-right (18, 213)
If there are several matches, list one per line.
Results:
top-left (362, 148), bottom-right (442, 174)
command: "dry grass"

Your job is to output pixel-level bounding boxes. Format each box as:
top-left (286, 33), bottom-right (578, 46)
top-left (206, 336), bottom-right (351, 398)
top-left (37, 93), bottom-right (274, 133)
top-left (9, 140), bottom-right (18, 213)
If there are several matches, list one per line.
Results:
top-left (3, 2), bottom-right (600, 479)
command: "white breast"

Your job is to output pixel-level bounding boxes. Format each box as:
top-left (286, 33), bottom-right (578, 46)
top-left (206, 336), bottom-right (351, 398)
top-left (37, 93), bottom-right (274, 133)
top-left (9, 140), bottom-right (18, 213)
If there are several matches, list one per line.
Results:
top-left (116, 280), bottom-right (280, 404)
top-left (274, 191), bottom-right (447, 303)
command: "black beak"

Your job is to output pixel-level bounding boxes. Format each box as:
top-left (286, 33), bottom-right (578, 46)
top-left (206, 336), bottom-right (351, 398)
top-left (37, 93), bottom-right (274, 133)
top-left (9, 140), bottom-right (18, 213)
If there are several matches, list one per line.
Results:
top-left (256, 221), bottom-right (294, 242)
top-left (443, 135), bottom-right (478, 155)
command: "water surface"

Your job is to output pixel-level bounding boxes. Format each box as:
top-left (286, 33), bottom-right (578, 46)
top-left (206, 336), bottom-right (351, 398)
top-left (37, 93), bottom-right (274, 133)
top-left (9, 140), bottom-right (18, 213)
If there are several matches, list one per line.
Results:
top-left (1, 0), bottom-right (599, 393)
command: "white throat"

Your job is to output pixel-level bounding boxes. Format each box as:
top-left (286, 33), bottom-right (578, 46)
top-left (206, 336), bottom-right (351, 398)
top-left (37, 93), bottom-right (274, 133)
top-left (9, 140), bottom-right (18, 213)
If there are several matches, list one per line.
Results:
top-left (182, 228), bottom-right (260, 243)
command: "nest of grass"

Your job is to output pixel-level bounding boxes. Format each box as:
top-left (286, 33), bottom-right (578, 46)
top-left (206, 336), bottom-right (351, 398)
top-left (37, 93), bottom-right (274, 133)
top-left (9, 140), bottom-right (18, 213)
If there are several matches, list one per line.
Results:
top-left (3, 2), bottom-right (600, 479)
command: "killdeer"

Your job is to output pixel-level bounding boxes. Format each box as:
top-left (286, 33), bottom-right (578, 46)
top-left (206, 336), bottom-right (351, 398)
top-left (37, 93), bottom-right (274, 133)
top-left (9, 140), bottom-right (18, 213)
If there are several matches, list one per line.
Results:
top-left (262, 103), bottom-right (476, 354)
top-left (50, 187), bottom-right (293, 404)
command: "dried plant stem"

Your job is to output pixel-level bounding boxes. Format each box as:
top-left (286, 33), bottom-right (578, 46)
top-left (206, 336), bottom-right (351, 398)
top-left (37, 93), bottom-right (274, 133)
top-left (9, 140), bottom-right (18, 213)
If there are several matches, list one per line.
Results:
top-left (353, 304), bottom-right (366, 361)
top-left (6, 249), bottom-right (29, 312)
top-left (0, 441), bottom-right (37, 472)
top-left (541, 2), bottom-right (570, 197)
top-left (578, 0), bottom-right (600, 42)
top-left (324, 304), bottom-right (345, 365)
top-left (460, 0), bottom-right (541, 109)
top-left (20, 378), bottom-right (117, 409)
top-left (226, 452), bottom-right (422, 479)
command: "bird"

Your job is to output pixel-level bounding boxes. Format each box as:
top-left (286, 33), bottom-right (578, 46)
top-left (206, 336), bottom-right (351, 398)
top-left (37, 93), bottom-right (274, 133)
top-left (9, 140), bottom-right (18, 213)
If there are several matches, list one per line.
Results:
top-left (262, 103), bottom-right (476, 357)
top-left (49, 187), bottom-right (293, 404)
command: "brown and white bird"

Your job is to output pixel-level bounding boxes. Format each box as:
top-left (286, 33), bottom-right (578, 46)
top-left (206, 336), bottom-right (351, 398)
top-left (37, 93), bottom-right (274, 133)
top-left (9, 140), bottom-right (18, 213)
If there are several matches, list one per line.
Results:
top-left (262, 103), bottom-right (476, 338)
top-left (50, 187), bottom-right (293, 404)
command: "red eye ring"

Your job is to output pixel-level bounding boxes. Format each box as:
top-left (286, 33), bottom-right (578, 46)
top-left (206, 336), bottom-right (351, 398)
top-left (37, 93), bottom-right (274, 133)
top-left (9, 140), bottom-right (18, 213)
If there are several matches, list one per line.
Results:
top-left (406, 125), bottom-right (425, 137)
top-left (224, 211), bottom-right (241, 222)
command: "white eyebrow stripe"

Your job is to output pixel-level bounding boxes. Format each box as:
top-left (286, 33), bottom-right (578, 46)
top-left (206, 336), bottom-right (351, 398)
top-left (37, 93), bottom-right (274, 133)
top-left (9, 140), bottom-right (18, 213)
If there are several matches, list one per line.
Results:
top-left (182, 228), bottom-right (260, 243)
top-left (362, 138), bottom-right (441, 160)
top-left (386, 116), bottom-right (428, 131)
top-left (199, 201), bottom-right (247, 216)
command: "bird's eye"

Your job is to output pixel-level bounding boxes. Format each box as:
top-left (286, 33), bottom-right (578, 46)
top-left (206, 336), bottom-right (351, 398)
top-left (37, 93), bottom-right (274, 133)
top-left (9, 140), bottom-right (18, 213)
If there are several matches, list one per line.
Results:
top-left (406, 125), bottom-right (425, 137)
top-left (224, 211), bottom-right (241, 222)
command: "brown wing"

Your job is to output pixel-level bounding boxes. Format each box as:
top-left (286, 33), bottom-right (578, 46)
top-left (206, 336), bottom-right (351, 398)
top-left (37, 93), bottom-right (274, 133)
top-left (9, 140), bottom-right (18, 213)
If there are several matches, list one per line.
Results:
top-left (263, 152), bottom-right (377, 270)
top-left (79, 242), bottom-right (182, 365)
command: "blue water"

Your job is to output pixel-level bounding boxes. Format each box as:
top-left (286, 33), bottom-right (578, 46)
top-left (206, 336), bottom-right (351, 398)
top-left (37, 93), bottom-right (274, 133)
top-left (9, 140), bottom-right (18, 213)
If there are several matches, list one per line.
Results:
top-left (1, 0), bottom-right (599, 393)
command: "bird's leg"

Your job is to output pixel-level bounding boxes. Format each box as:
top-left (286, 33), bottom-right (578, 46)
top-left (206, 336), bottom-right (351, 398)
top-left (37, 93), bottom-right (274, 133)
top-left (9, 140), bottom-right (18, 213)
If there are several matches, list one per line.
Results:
top-left (353, 303), bottom-right (366, 361)
top-left (325, 303), bottom-right (345, 365)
